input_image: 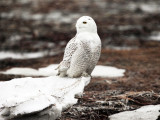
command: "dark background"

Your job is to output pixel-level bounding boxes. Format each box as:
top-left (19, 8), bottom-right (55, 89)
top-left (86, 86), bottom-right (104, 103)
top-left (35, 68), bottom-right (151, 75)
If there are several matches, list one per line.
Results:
top-left (0, 0), bottom-right (160, 119)
top-left (1, 0), bottom-right (160, 52)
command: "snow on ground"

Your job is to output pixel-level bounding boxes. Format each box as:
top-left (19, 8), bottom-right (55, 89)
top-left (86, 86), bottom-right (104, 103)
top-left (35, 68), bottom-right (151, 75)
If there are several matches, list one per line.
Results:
top-left (0, 64), bottom-right (125, 78)
top-left (106, 46), bottom-right (137, 50)
top-left (0, 76), bottom-right (90, 119)
top-left (0, 63), bottom-right (125, 119)
top-left (92, 65), bottom-right (125, 78)
top-left (1, 11), bottom-right (80, 24)
top-left (0, 51), bottom-right (56, 60)
top-left (0, 64), bottom-right (58, 76)
top-left (150, 32), bottom-right (160, 41)
top-left (139, 3), bottom-right (160, 13)
top-left (109, 105), bottom-right (160, 120)
top-left (128, 2), bottom-right (160, 13)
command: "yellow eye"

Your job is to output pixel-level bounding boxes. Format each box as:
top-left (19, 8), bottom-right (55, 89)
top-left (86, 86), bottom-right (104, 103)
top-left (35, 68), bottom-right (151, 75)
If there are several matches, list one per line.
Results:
top-left (83, 21), bottom-right (87, 24)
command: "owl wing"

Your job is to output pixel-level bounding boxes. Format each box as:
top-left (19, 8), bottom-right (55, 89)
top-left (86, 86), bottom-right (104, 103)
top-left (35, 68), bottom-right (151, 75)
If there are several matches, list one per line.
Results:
top-left (58, 37), bottom-right (78, 72)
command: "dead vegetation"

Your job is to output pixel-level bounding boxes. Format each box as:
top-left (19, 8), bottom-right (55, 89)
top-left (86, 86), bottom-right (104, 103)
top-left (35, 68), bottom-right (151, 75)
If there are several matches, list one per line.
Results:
top-left (59, 91), bottom-right (160, 120)
top-left (0, 0), bottom-right (160, 119)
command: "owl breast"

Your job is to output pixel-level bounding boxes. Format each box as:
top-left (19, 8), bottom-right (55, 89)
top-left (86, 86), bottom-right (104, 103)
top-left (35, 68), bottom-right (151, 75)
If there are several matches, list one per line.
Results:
top-left (87, 39), bottom-right (101, 75)
top-left (66, 32), bottom-right (101, 78)
top-left (79, 33), bottom-right (101, 75)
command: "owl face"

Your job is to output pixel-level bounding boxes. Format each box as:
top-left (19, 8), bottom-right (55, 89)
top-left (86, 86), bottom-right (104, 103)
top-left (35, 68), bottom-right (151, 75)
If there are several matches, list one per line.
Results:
top-left (76, 16), bottom-right (97, 33)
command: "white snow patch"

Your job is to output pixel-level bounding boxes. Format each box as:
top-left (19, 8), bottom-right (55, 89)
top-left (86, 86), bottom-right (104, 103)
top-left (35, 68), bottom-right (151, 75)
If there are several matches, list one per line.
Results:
top-left (92, 65), bottom-right (125, 78)
top-left (0, 64), bottom-right (125, 78)
top-left (0, 51), bottom-right (55, 60)
top-left (0, 76), bottom-right (90, 119)
top-left (109, 105), bottom-right (160, 120)
top-left (140, 3), bottom-right (160, 13)
top-left (0, 64), bottom-right (58, 76)
top-left (118, 25), bottom-right (141, 31)
top-left (31, 13), bottom-right (44, 20)
top-left (150, 32), bottom-right (160, 41)
top-left (0, 11), bottom-right (80, 23)
top-left (128, 3), bottom-right (160, 13)
top-left (106, 46), bottom-right (137, 50)
top-left (16, 0), bottom-right (32, 4)
top-left (8, 35), bottom-right (22, 42)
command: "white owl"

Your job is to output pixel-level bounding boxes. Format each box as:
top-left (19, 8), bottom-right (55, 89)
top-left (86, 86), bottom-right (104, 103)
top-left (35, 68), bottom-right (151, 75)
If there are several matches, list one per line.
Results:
top-left (56, 16), bottom-right (101, 78)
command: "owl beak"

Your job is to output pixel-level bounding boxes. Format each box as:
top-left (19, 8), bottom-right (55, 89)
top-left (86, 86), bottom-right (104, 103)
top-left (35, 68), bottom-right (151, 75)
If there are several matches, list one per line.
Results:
top-left (83, 21), bottom-right (87, 24)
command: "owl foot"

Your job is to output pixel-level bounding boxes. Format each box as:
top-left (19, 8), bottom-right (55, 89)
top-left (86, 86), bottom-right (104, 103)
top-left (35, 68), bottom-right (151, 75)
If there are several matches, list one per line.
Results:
top-left (57, 71), bottom-right (67, 77)
top-left (81, 72), bottom-right (90, 77)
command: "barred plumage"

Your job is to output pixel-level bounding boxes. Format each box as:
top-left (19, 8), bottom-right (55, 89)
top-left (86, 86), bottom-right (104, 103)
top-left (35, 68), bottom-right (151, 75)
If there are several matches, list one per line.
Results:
top-left (57, 16), bottom-right (101, 78)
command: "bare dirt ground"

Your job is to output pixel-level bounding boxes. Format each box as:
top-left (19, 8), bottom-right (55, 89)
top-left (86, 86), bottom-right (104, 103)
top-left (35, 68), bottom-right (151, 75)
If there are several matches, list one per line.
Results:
top-left (0, 41), bottom-right (160, 120)
top-left (0, 0), bottom-right (160, 119)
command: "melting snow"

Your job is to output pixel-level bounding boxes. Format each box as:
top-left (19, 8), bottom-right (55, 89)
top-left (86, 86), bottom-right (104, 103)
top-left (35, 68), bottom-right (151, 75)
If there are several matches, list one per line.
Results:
top-left (128, 3), bottom-right (160, 13)
top-left (0, 76), bottom-right (90, 119)
top-left (109, 105), bottom-right (160, 120)
top-left (92, 65), bottom-right (125, 78)
top-left (0, 64), bottom-right (125, 78)
top-left (1, 11), bottom-right (80, 24)
top-left (8, 35), bottom-right (22, 42)
top-left (0, 51), bottom-right (56, 60)
top-left (140, 3), bottom-right (160, 13)
top-left (150, 32), bottom-right (160, 41)
top-left (106, 46), bottom-right (137, 50)
top-left (0, 64), bottom-right (125, 118)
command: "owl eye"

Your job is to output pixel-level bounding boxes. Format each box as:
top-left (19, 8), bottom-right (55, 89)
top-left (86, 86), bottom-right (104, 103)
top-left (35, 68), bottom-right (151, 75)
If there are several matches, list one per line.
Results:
top-left (83, 21), bottom-right (87, 24)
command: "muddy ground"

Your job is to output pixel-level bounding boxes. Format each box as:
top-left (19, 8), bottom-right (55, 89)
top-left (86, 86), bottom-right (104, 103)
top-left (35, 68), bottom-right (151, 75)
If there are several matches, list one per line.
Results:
top-left (0, 0), bottom-right (160, 119)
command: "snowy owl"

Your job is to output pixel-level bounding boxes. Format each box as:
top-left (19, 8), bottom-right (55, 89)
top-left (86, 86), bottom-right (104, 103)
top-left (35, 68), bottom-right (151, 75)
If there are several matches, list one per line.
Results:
top-left (56, 16), bottom-right (101, 78)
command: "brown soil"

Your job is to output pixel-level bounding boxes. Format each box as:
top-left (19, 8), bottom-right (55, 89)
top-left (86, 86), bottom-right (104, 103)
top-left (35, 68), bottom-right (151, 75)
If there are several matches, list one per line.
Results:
top-left (60, 41), bottom-right (160, 120)
top-left (0, 0), bottom-right (160, 119)
top-left (0, 41), bottom-right (160, 120)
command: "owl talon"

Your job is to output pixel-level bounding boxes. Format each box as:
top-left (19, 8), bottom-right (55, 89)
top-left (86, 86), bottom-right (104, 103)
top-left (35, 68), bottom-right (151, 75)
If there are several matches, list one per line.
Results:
top-left (82, 72), bottom-right (90, 77)
top-left (56, 70), bottom-right (67, 77)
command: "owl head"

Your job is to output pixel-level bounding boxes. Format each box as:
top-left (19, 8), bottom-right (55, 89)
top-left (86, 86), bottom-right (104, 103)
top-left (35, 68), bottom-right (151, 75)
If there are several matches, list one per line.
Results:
top-left (76, 16), bottom-right (97, 33)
